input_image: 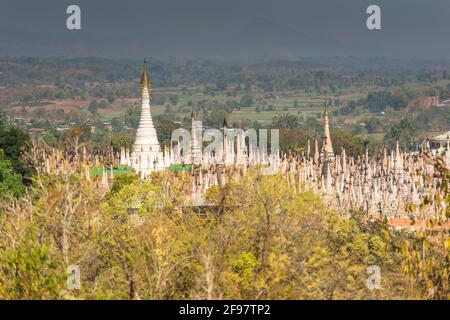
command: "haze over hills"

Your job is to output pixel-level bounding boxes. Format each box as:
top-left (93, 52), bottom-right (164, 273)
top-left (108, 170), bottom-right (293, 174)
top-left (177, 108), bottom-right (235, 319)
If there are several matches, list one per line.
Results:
top-left (0, 0), bottom-right (449, 60)
top-left (0, 15), bottom-right (357, 59)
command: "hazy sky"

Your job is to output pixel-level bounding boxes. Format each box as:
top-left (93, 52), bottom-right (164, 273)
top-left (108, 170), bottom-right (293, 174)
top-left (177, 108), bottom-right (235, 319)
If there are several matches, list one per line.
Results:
top-left (0, 0), bottom-right (449, 60)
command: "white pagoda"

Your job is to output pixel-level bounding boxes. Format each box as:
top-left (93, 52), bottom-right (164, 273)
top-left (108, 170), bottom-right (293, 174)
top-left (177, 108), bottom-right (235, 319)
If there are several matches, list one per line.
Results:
top-left (126, 59), bottom-right (165, 178)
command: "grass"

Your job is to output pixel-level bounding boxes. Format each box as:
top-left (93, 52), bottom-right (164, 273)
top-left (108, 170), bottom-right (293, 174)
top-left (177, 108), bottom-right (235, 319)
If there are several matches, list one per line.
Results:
top-left (90, 165), bottom-right (135, 177)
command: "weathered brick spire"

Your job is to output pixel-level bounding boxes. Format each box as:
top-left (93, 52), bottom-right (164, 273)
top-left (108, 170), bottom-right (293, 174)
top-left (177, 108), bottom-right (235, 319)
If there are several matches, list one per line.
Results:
top-left (322, 108), bottom-right (334, 160)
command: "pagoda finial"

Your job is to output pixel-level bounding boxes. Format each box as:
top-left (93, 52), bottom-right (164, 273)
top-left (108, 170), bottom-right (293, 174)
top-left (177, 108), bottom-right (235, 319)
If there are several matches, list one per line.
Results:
top-left (140, 58), bottom-right (152, 96)
top-left (322, 107), bottom-right (334, 159)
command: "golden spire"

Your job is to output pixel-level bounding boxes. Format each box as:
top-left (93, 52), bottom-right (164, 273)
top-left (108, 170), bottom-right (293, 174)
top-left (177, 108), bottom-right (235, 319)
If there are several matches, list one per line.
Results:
top-left (140, 58), bottom-right (152, 96)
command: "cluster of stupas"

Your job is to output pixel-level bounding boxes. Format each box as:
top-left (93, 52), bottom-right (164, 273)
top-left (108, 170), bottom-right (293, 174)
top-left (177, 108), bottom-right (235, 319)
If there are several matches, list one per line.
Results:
top-left (119, 60), bottom-right (280, 178)
top-left (34, 60), bottom-right (449, 228)
top-left (277, 133), bottom-right (449, 223)
top-left (186, 111), bottom-right (449, 224)
top-left (34, 142), bottom-right (118, 190)
top-left (117, 60), bottom-right (450, 225)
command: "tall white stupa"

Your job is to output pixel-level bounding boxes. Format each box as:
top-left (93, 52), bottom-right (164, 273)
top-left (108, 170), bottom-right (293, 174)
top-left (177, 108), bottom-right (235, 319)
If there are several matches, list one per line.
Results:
top-left (129, 59), bottom-right (164, 178)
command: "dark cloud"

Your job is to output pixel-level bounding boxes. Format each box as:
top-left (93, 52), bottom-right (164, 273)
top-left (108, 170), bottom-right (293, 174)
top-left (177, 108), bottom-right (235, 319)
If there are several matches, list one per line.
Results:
top-left (0, 0), bottom-right (449, 59)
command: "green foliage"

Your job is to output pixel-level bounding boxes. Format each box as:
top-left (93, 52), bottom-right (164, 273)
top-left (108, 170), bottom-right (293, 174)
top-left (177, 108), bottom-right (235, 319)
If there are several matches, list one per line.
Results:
top-left (272, 114), bottom-right (299, 129)
top-left (0, 227), bottom-right (66, 299)
top-left (366, 91), bottom-right (408, 112)
top-left (331, 131), bottom-right (369, 156)
top-left (384, 118), bottom-right (418, 147)
top-left (154, 119), bottom-right (180, 147)
top-left (98, 99), bottom-right (109, 109)
top-left (399, 158), bottom-right (450, 299)
top-left (111, 134), bottom-right (134, 150)
top-left (0, 152), bottom-right (25, 199)
top-left (124, 103), bottom-right (141, 128)
top-left (0, 158), bottom-right (447, 300)
top-left (365, 116), bottom-right (384, 134)
top-left (279, 127), bottom-right (311, 153)
top-left (88, 100), bottom-right (98, 115)
top-left (91, 128), bottom-right (112, 152)
top-left (0, 125), bottom-right (32, 180)
top-left (107, 173), bottom-right (140, 197)
top-left (240, 95), bottom-right (254, 108)
top-left (205, 107), bottom-right (228, 128)
top-left (279, 127), bottom-right (369, 157)
top-left (402, 232), bottom-right (449, 299)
